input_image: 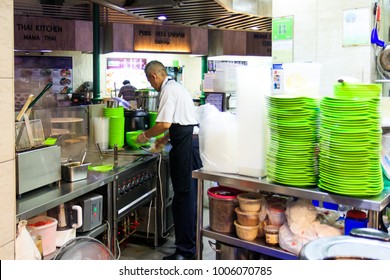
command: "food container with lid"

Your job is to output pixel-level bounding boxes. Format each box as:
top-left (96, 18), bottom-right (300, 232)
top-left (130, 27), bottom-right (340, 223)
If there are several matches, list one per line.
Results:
top-left (344, 209), bottom-right (368, 235)
top-left (207, 186), bottom-right (243, 233)
top-left (267, 203), bottom-right (286, 227)
top-left (27, 216), bottom-right (58, 256)
top-left (237, 192), bottom-right (263, 212)
top-left (235, 207), bottom-right (260, 226)
top-left (264, 225), bottom-right (279, 245)
top-left (234, 220), bottom-right (259, 241)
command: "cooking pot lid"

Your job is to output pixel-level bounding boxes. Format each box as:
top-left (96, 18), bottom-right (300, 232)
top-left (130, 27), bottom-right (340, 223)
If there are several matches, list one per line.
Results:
top-left (124, 109), bottom-right (149, 117)
top-left (207, 186), bottom-right (242, 199)
top-left (300, 235), bottom-right (390, 260)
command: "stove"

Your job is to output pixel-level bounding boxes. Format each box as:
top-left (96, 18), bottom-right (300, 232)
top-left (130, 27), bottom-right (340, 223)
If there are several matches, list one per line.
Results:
top-left (115, 156), bottom-right (158, 220)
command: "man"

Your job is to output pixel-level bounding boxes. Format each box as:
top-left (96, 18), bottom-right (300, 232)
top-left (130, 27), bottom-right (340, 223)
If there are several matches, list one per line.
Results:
top-left (118, 80), bottom-right (137, 101)
top-left (137, 60), bottom-right (202, 260)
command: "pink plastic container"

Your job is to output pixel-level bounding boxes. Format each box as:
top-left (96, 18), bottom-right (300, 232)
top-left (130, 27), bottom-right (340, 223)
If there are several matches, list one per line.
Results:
top-left (27, 216), bottom-right (58, 256)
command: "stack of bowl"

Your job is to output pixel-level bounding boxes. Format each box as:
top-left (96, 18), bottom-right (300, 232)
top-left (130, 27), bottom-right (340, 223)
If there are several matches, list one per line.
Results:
top-left (104, 107), bottom-right (125, 149)
top-left (234, 192), bottom-right (263, 241)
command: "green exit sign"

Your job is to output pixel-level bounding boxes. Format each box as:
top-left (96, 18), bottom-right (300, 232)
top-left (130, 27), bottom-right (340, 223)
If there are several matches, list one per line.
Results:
top-left (272, 16), bottom-right (294, 40)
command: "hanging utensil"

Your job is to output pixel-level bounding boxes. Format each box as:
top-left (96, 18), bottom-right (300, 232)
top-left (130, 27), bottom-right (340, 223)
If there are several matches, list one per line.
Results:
top-left (81, 148), bottom-right (87, 165)
top-left (16, 94), bottom-right (34, 122)
top-left (26, 82), bottom-right (53, 115)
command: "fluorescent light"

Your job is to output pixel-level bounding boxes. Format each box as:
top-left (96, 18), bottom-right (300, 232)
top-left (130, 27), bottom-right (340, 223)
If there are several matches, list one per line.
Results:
top-left (157, 15), bottom-right (167, 20)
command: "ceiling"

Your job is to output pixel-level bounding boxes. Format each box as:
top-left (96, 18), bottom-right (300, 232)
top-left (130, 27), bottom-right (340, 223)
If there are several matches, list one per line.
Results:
top-left (90, 0), bottom-right (272, 31)
top-left (14, 0), bottom-right (271, 32)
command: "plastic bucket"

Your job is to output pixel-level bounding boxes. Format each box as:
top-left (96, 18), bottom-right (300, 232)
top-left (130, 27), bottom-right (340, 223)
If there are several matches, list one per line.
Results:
top-left (283, 62), bottom-right (321, 97)
top-left (27, 216), bottom-right (58, 256)
top-left (207, 186), bottom-right (243, 233)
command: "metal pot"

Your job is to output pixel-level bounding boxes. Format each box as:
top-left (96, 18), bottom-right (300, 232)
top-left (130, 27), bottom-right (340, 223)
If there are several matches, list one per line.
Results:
top-left (136, 90), bottom-right (159, 111)
top-left (106, 99), bottom-right (118, 108)
top-left (299, 230), bottom-right (390, 260)
top-left (124, 110), bottom-right (150, 143)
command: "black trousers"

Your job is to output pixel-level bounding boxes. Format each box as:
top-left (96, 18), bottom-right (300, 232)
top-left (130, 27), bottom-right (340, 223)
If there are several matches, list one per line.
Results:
top-left (169, 125), bottom-right (202, 256)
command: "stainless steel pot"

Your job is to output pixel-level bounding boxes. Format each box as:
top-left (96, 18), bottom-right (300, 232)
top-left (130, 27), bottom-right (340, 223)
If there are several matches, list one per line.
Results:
top-left (300, 230), bottom-right (390, 260)
top-left (136, 90), bottom-right (159, 111)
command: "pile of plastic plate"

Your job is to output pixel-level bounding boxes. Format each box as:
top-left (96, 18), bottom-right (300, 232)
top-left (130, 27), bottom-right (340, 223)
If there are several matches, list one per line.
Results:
top-left (265, 95), bottom-right (319, 187)
top-left (318, 85), bottom-right (383, 196)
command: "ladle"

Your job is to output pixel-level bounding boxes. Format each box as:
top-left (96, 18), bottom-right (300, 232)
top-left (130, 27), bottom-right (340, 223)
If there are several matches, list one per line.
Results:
top-left (81, 149), bottom-right (87, 165)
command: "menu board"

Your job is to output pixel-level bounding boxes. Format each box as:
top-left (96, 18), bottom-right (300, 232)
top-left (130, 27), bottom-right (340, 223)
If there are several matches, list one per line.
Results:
top-left (14, 56), bottom-right (72, 110)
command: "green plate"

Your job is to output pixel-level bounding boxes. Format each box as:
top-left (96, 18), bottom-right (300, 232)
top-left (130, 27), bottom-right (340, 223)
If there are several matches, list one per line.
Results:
top-left (88, 164), bottom-right (114, 172)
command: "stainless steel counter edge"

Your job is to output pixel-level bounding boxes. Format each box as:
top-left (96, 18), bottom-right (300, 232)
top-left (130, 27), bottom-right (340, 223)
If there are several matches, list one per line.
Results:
top-left (16, 153), bottom-right (160, 221)
top-left (16, 170), bottom-right (116, 221)
top-left (192, 169), bottom-right (390, 212)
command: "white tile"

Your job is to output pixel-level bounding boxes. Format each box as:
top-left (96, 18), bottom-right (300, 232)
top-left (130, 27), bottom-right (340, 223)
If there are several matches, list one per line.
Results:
top-left (0, 241), bottom-right (15, 260)
top-left (0, 160), bottom-right (16, 247)
top-left (0, 78), bottom-right (15, 162)
top-left (0, 0), bottom-right (14, 79)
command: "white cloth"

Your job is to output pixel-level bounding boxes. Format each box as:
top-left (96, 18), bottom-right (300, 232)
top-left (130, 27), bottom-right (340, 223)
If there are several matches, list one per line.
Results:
top-left (156, 77), bottom-right (198, 125)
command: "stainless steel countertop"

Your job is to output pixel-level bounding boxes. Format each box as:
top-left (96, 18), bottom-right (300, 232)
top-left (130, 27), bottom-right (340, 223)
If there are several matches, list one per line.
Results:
top-left (16, 149), bottom-right (161, 221)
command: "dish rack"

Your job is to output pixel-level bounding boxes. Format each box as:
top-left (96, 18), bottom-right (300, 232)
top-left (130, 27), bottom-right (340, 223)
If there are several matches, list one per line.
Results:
top-left (15, 119), bottom-right (45, 151)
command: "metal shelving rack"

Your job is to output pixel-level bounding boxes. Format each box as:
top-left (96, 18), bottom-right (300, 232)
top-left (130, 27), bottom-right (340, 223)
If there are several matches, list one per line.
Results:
top-left (193, 169), bottom-right (390, 260)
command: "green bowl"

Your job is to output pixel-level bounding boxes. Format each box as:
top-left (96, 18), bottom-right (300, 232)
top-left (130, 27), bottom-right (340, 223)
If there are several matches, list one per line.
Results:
top-left (126, 130), bottom-right (151, 149)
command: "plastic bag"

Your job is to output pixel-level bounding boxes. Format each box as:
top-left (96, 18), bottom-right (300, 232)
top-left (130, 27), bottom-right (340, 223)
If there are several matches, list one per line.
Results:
top-left (15, 220), bottom-right (42, 260)
top-left (279, 223), bottom-right (317, 255)
top-left (279, 199), bottom-right (342, 255)
top-left (197, 104), bottom-right (239, 173)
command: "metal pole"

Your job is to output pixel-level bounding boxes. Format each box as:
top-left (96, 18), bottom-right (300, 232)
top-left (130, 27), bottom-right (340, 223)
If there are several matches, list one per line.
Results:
top-left (92, 3), bottom-right (101, 103)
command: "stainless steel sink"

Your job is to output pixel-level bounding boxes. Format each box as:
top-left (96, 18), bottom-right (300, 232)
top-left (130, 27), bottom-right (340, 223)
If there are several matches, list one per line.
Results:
top-left (84, 149), bottom-right (153, 169)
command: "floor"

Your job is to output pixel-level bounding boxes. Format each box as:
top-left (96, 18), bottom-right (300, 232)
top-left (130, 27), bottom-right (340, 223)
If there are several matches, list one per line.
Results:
top-left (118, 208), bottom-right (215, 260)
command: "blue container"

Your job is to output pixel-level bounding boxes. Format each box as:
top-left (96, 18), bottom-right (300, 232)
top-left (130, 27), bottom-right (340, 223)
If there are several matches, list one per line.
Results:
top-left (312, 200), bottom-right (338, 210)
top-left (344, 216), bottom-right (368, 235)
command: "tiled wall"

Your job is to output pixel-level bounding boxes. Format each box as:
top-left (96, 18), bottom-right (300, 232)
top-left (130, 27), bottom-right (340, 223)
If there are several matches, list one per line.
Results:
top-left (272, 0), bottom-right (374, 95)
top-left (0, 0), bottom-right (16, 260)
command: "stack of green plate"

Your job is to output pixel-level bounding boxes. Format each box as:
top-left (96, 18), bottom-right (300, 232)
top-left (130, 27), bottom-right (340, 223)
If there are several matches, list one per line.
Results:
top-left (103, 107), bottom-right (124, 118)
top-left (319, 96), bottom-right (383, 196)
top-left (334, 83), bottom-right (381, 100)
top-left (266, 96), bottom-right (319, 187)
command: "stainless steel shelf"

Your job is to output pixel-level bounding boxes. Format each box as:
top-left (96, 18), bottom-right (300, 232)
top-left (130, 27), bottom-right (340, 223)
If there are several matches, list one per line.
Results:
top-left (16, 171), bottom-right (115, 221)
top-left (194, 169), bottom-right (390, 260)
top-left (202, 226), bottom-right (297, 260)
top-left (77, 223), bottom-right (108, 238)
top-left (193, 170), bottom-right (390, 212)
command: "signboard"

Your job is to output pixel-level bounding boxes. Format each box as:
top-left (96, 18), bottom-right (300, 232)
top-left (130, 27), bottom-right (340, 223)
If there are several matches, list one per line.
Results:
top-left (342, 8), bottom-right (370, 47)
top-left (133, 25), bottom-right (191, 53)
top-left (272, 16), bottom-right (294, 63)
top-left (272, 16), bottom-right (293, 41)
top-left (14, 16), bottom-right (92, 51)
top-left (246, 32), bottom-right (272, 56)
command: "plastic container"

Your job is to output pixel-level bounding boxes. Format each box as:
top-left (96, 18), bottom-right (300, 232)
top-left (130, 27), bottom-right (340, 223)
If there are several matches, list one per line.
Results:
top-left (282, 62), bottom-right (321, 97)
top-left (234, 220), bottom-right (258, 241)
top-left (61, 161), bottom-right (91, 182)
top-left (344, 210), bottom-right (368, 235)
top-left (235, 207), bottom-right (260, 226)
top-left (27, 216), bottom-right (58, 256)
top-left (237, 192), bottom-right (263, 212)
top-left (267, 203), bottom-right (286, 227)
top-left (207, 186), bottom-right (243, 233)
top-left (264, 225), bottom-right (280, 245)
